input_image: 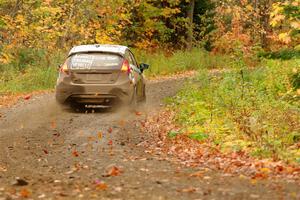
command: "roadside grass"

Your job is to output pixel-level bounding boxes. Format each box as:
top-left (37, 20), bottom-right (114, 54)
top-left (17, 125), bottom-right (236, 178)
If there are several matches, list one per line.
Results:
top-left (134, 48), bottom-right (232, 77)
top-left (1, 67), bottom-right (58, 93)
top-left (167, 58), bottom-right (300, 163)
top-left (0, 48), bottom-right (65, 94)
top-left (0, 48), bottom-right (229, 95)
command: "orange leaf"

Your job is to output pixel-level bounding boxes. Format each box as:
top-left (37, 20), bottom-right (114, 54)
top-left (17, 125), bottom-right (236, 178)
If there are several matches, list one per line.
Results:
top-left (23, 95), bottom-right (31, 100)
top-left (20, 188), bottom-right (30, 198)
top-left (135, 111), bottom-right (142, 116)
top-left (97, 132), bottom-right (103, 139)
top-left (104, 165), bottom-right (122, 177)
top-left (252, 173), bottom-right (268, 179)
top-left (72, 151), bottom-right (79, 157)
top-left (51, 121), bottom-right (56, 129)
top-left (96, 182), bottom-right (108, 190)
top-left (43, 149), bottom-right (49, 154)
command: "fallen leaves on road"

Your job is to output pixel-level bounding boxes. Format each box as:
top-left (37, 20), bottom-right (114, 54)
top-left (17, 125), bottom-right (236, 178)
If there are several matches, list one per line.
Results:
top-left (43, 149), bottom-right (49, 154)
top-left (252, 173), bottom-right (268, 180)
top-left (103, 165), bottom-right (123, 177)
top-left (23, 95), bottom-right (31, 100)
top-left (97, 132), bottom-right (103, 139)
top-left (72, 150), bottom-right (79, 157)
top-left (108, 127), bottom-right (113, 133)
top-left (0, 90), bottom-right (52, 107)
top-left (20, 188), bottom-right (30, 198)
top-left (135, 111), bottom-right (142, 116)
top-left (94, 180), bottom-right (108, 190)
top-left (140, 110), bottom-right (300, 182)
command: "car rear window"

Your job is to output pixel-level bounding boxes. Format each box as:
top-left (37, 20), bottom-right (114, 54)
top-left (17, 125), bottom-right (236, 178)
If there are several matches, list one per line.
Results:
top-left (70, 53), bottom-right (122, 70)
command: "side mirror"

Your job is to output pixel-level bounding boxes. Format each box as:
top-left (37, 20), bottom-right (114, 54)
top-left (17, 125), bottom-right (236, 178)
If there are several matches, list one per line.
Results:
top-left (139, 63), bottom-right (149, 72)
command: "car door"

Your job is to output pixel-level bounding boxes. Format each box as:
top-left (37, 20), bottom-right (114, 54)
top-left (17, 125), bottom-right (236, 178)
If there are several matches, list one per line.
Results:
top-left (127, 51), bottom-right (144, 101)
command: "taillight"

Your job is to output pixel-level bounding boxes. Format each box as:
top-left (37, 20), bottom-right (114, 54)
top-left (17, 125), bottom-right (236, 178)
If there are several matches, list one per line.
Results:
top-left (60, 62), bottom-right (69, 75)
top-left (121, 59), bottom-right (131, 74)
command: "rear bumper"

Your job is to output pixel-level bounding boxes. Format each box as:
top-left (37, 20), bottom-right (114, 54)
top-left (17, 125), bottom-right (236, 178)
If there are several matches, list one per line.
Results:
top-left (55, 77), bottom-right (133, 105)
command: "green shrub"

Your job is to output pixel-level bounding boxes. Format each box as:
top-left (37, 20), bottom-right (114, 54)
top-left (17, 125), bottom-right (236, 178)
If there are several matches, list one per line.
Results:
top-left (258, 49), bottom-right (300, 60)
top-left (167, 130), bottom-right (181, 138)
top-left (189, 132), bottom-right (209, 141)
top-left (291, 70), bottom-right (300, 90)
top-left (169, 58), bottom-right (300, 163)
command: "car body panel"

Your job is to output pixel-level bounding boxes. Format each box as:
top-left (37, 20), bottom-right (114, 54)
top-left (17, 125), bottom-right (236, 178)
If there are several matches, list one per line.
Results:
top-left (55, 44), bottom-right (146, 107)
top-left (68, 44), bottom-right (128, 57)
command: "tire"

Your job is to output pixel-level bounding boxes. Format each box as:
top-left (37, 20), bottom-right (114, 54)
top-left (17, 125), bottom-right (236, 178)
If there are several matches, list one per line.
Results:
top-left (70, 101), bottom-right (85, 112)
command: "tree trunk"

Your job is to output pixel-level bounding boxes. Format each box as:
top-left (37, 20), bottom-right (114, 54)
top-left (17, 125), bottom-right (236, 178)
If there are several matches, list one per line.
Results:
top-left (260, 0), bottom-right (272, 50)
top-left (187, 0), bottom-right (195, 50)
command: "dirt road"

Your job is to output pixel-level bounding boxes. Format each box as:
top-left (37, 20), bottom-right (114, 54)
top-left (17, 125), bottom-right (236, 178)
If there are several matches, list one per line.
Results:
top-left (0, 78), bottom-right (299, 200)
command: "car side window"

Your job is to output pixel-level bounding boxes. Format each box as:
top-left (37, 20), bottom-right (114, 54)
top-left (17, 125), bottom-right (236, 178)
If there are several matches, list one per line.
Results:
top-left (125, 51), bottom-right (132, 65)
top-left (129, 52), bottom-right (138, 68)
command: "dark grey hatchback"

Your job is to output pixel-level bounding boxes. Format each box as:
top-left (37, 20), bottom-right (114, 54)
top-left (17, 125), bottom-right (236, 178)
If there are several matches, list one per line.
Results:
top-left (55, 44), bottom-right (149, 108)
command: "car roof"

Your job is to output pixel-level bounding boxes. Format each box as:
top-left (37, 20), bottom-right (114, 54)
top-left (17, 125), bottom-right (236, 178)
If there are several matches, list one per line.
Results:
top-left (68, 44), bottom-right (129, 57)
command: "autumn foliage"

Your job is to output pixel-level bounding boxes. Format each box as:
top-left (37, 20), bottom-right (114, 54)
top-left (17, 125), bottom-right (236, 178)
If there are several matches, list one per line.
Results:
top-left (0, 0), bottom-right (299, 67)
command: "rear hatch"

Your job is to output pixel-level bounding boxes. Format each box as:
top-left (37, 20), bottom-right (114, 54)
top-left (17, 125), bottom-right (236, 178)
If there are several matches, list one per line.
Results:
top-left (69, 53), bottom-right (122, 84)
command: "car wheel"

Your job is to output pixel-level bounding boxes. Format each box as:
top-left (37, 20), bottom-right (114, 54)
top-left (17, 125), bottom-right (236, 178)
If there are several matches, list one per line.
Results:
top-left (70, 101), bottom-right (85, 112)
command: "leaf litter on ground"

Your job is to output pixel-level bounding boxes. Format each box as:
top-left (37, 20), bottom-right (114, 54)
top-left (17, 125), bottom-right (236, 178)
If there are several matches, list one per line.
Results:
top-left (72, 150), bottom-right (79, 157)
top-left (23, 95), bottom-right (31, 100)
top-left (102, 165), bottom-right (123, 177)
top-left (20, 188), bottom-right (30, 198)
top-left (140, 110), bottom-right (300, 182)
top-left (94, 180), bottom-right (108, 190)
top-left (97, 132), bottom-right (103, 139)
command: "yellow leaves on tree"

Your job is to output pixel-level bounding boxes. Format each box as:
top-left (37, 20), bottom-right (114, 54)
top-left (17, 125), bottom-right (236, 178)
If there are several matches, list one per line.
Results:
top-left (270, 0), bottom-right (300, 45)
top-left (278, 32), bottom-right (292, 44)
